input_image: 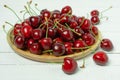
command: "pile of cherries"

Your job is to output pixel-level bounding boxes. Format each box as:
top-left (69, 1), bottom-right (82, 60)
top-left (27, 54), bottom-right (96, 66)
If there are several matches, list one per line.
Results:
top-left (10, 5), bottom-right (101, 57)
top-left (4, 3), bottom-right (113, 74)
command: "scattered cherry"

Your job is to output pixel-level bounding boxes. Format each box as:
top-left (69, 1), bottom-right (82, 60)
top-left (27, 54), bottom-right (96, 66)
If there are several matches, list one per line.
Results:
top-left (100, 39), bottom-right (113, 51)
top-left (93, 51), bottom-right (108, 65)
top-left (62, 57), bottom-right (78, 74)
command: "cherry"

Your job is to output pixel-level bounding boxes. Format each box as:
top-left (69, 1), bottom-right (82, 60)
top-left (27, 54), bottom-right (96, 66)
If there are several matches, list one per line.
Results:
top-left (91, 16), bottom-right (100, 25)
top-left (81, 19), bottom-right (91, 31)
top-left (77, 16), bottom-right (85, 25)
top-left (59, 14), bottom-right (69, 24)
top-left (40, 38), bottom-right (52, 50)
top-left (27, 38), bottom-right (34, 49)
top-left (42, 10), bottom-right (51, 19)
top-left (90, 10), bottom-right (99, 16)
top-left (61, 6), bottom-right (72, 15)
top-left (69, 20), bottom-right (78, 29)
top-left (82, 33), bottom-right (95, 46)
top-left (51, 11), bottom-right (60, 20)
top-left (73, 39), bottom-right (87, 49)
top-left (61, 29), bottom-right (73, 41)
top-left (52, 43), bottom-right (65, 56)
top-left (14, 35), bottom-right (25, 49)
top-left (93, 51), bottom-right (108, 65)
top-left (100, 39), bottom-right (113, 51)
top-left (64, 42), bottom-right (73, 48)
top-left (70, 15), bottom-right (78, 21)
top-left (53, 37), bottom-right (63, 43)
top-left (21, 24), bottom-right (33, 38)
top-left (62, 57), bottom-right (78, 74)
top-left (73, 27), bottom-right (84, 39)
top-left (32, 29), bottom-right (42, 40)
top-left (13, 23), bottom-right (22, 36)
top-left (29, 43), bottom-right (41, 54)
top-left (91, 26), bottom-right (98, 35)
top-left (29, 16), bottom-right (40, 28)
top-left (65, 46), bottom-right (73, 55)
top-left (48, 28), bottom-right (56, 39)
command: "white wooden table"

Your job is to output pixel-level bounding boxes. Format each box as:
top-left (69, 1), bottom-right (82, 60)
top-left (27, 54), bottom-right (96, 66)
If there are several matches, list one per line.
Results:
top-left (0, 0), bottom-right (120, 80)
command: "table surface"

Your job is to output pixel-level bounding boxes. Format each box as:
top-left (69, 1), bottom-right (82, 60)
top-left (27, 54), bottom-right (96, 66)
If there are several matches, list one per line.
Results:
top-left (0, 0), bottom-right (120, 80)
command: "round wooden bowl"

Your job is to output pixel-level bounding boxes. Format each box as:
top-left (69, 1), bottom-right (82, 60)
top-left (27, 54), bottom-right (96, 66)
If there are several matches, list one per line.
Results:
top-left (7, 28), bottom-right (102, 63)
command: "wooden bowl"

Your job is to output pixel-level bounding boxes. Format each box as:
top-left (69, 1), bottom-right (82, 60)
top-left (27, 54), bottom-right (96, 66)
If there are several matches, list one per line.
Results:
top-left (7, 28), bottom-right (102, 63)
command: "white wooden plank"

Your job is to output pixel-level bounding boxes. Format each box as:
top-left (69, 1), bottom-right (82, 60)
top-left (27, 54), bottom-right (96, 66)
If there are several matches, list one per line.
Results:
top-left (0, 52), bottom-right (120, 66)
top-left (0, 65), bottom-right (120, 80)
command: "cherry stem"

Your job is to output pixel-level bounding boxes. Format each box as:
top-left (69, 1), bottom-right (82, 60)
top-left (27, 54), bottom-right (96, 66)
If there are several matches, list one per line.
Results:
top-left (4, 5), bottom-right (22, 22)
top-left (5, 21), bottom-right (14, 27)
top-left (80, 58), bottom-right (85, 68)
top-left (79, 16), bottom-right (85, 26)
top-left (34, 3), bottom-right (40, 11)
top-left (42, 50), bottom-right (53, 53)
top-left (45, 17), bottom-right (49, 38)
top-left (27, 0), bottom-right (38, 15)
top-left (23, 11), bottom-right (28, 20)
top-left (24, 5), bottom-right (32, 16)
top-left (101, 6), bottom-right (112, 14)
top-left (2, 25), bottom-right (7, 34)
top-left (65, 23), bottom-right (82, 36)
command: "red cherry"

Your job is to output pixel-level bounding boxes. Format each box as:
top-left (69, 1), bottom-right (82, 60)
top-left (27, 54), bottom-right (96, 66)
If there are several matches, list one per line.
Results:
top-left (48, 28), bottom-right (56, 39)
top-left (51, 11), bottom-right (60, 20)
top-left (82, 33), bottom-right (95, 46)
top-left (52, 43), bottom-right (65, 56)
top-left (91, 16), bottom-right (100, 25)
top-left (13, 23), bottom-right (22, 36)
top-left (62, 57), bottom-right (78, 74)
top-left (40, 38), bottom-right (52, 50)
top-left (81, 19), bottom-right (91, 31)
top-left (29, 43), bottom-right (41, 54)
top-left (27, 38), bottom-right (34, 49)
top-left (65, 46), bottom-right (73, 55)
top-left (61, 29), bottom-right (73, 41)
top-left (61, 6), bottom-right (72, 15)
top-left (29, 16), bottom-right (40, 28)
top-left (59, 14), bottom-right (69, 24)
top-left (100, 39), bottom-right (113, 51)
top-left (73, 39), bottom-right (87, 50)
top-left (93, 51), bottom-right (108, 65)
top-left (42, 10), bottom-right (51, 19)
top-left (32, 29), bottom-right (43, 40)
top-left (14, 35), bottom-right (25, 49)
top-left (91, 26), bottom-right (98, 35)
top-left (53, 37), bottom-right (63, 44)
top-left (69, 20), bottom-right (78, 29)
top-left (21, 24), bottom-right (33, 38)
top-left (91, 10), bottom-right (99, 16)
top-left (77, 16), bottom-right (85, 25)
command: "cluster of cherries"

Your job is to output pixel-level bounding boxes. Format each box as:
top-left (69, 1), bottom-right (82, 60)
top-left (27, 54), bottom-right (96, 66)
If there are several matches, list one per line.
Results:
top-left (4, 3), bottom-right (113, 75)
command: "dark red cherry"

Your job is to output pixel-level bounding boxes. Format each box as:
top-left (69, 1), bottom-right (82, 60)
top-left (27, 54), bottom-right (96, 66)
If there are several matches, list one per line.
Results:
top-left (62, 57), bottom-right (78, 74)
top-left (21, 24), bottom-right (32, 38)
top-left (29, 43), bottom-right (41, 54)
top-left (40, 38), bottom-right (52, 50)
top-left (32, 29), bottom-right (42, 40)
top-left (27, 38), bottom-right (34, 49)
top-left (100, 39), bottom-right (113, 51)
top-left (70, 15), bottom-right (78, 21)
top-left (93, 51), bottom-right (108, 65)
top-left (91, 26), bottom-right (98, 35)
top-left (48, 28), bottom-right (56, 38)
top-left (61, 29), bottom-right (73, 41)
top-left (42, 10), bottom-right (51, 19)
top-left (51, 11), bottom-right (60, 20)
top-left (13, 23), bottom-right (22, 36)
top-left (53, 37), bottom-right (63, 44)
top-left (91, 10), bottom-right (99, 16)
top-left (82, 33), bottom-right (95, 46)
top-left (91, 16), bottom-right (100, 25)
top-left (65, 46), bottom-right (73, 55)
top-left (64, 42), bottom-right (73, 48)
top-left (29, 16), bottom-right (40, 28)
top-left (69, 20), bottom-right (78, 29)
top-left (52, 43), bottom-right (65, 56)
top-left (81, 19), bottom-right (91, 31)
top-left (73, 39), bottom-right (87, 49)
top-left (77, 17), bottom-right (85, 25)
top-left (59, 14), bottom-right (69, 24)
top-left (61, 6), bottom-right (72, 15)
top-left (14, 35), bottom-right (24, 49)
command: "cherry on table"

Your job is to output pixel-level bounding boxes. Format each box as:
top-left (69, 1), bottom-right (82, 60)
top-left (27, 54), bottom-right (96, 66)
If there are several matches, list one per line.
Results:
top-left (100, 39), bottom-right (113, 51)
top-left (93, 51), bottom-right (108, 66)
top-left (62, 57), bottom-right (78, 74)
